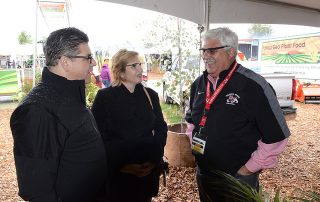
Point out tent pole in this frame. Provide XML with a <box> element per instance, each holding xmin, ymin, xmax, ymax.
<box><xmin>204</xmin><ymin>0</ymin><xmax>210</xmax><ymax>30</ymax></box>
<box><xmin>197</xmin><ymin>24</ymin><xmax>204</xmax><ymax>76</ymax></box>
<box><xmin>33</xmin><ymin>0</ymin><xmax>39</xmax><ymax>87</ymax></box>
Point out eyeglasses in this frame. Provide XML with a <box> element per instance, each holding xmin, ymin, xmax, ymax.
<box><xmin>199</xmin><ymin>46</ymin><xmax>230</xmax><ymax>55</ymax></box>
<box><xmin>126</xmin><ymin>63</ymin><xmax>143</xmax><ymax>68</ymax></box>
<box><xmin>68</xmin><ymin>54</ymin><xmax>93</xmax><ymax>64</ymax></box>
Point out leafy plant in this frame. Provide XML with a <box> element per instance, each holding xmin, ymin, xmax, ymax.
<box><xmin>17</xmin><ymin>31</ymin><xmax>33</xmax><ymax>45</ymax></box>
<box><xmin>85</xmin><ymin>77</ymin><xmax>100</xmax><ymax>108</ymax></box>
<box><xmin>160</xmin><ymin>102</ymin><xmax>182</xmax><ymax>124</ymax></box>
<box><xmin>14</xmin><ymin>80</ymin><xmax>33</xmax><ymax>103</ymax></box>
<box><xmin>143</xmin><ymin>16</ymin><xmax>201</xmax><ymax>124</ymax></box>
<box><xmin>162</xmin><ymin>66</ymin><xmax>198</xmax><ymax>109</ymax></box>
<box><xmin>14</xmin><ymin>69</ymin><xmax>42</xmax><ymax>102</ymax></box>
<box><xmin>206</xmin><ymin>170</ymin><xmax>320</xmax><ymax>202</ymax></box>
<box><xmin>248</xmin><ymin>24</ymin><xmax>273</xmax><ymax>38</ymax></box>
<box><xmin>140</xmin><ymin>14</ymin><xmax>200</xmax><ymax>103</ymax></box>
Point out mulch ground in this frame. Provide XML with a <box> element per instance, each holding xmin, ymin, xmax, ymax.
<box><xmin>0</xmin><ymin>102</ymin><xmax>319</xmax><ymax>201</ymax></box>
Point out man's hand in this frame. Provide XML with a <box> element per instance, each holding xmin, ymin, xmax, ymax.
<box><xmin>237</xmin><ymin>165</ymin><xmax>253</xmax><ymax>176</ymax></box>
<box><xmin>120</xmin><ymin>162</ymin><xmax>155</xmax><ymax>177</ymax></box>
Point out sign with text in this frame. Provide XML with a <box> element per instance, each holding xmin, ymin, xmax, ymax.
<box><xmin>261</xmin><ymin>35</ymin><xmax>320</xmax><ymax>64</ymax></box>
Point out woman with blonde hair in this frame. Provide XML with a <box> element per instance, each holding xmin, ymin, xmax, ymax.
<box><xmin>91</xmin><ymin>49</ymin><xmax>168</xmax><ymax>202</ymax></box>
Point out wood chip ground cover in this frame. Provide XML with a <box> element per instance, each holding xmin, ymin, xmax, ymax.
<box><xmin>0</xmin><ymin>102</ymin><xmax>319</xmax><ymax>201</ymax></box>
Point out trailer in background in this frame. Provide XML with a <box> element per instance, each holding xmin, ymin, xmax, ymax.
<box><xmin>258</xmin><ymin>33</ymin><xmax>320</xmax><ymax>104</ymax></box>
<box><xmin>295</xmin><ymin>79</ymin><xmax>320</xmax><ymax>104</ymax></box>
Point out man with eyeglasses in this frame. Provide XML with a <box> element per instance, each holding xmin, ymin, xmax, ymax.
<box><xmin>185</xmin><ymin>27</ymin><xmax>290</xmax><ymax>201</ymax></box>
<box><xmin>10</xmin><ymin>27</ymin><xmax>107</xmax><ymax>202</ymax></box>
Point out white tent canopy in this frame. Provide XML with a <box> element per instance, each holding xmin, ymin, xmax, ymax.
<box><xmin>97</xmin><ymin>0</ymin><xmax>320</xmax><ymax>28</ymax></box>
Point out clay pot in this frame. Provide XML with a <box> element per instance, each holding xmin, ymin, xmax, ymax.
<box><xmin>164</xmin><ymin>123</ymin><xmax>196</xmax><ymax>167</ymax></box>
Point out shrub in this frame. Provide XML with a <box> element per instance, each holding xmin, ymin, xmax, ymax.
<box><xmin>85</xmin><ymin>76</ymin><xmax>100</xmax><ymax>108</ymax></box>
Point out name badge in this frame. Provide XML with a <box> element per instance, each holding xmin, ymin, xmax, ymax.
<box><xmin>191</xmin><ymin>135</ymin><xmax>206</xmax><ymax>155</ymax></box>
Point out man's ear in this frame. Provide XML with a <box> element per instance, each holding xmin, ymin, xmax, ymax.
<box><xmin>59</xmin><ymin>56</ymin><xmax>71</xmax><ymax>72</ymax></box>
<box><xmin>228</xmin><ymin>48</ymin><xmax>236</xmax><ymax>59</ymax></box>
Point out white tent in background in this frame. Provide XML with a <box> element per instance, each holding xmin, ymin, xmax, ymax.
<box><xmin>97</xmin><ymin>0</ymin><xmax>320</xmax><ymax>29</ymax></box>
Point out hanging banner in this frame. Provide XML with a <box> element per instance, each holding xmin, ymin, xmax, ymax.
<box><xmin>39</xmin><ymin>1</ymin><xmax>65</xmax><ymax>12</ymax></box>
<box><xmin>261</xmin><ymin>35</ymin><xmax>320</xmax><ymax>64</ymax></box>
<box><xmin>0</xmin><ymin>70</ymin><xmax>19</xmax><ymax>95</ymax></box>
<box><xmin>39</xmin><ymin>1</ymin><xmax>66</xmax><ymax>19</ymax></box>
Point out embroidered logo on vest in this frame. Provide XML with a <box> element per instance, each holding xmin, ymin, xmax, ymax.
<box><xmin>226</xmin><ymin>93</ymin><xmax>240</xmax><ymax>105</ymax></box>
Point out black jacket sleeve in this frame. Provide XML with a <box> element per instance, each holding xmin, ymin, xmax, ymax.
<box><xmin>247</xmin><ymin>80</ymin><xmax>290</xmax><ymax>143</ymax></box>
<box><xmin>10</xmin><ymin>105</ymin><xmax>66</xmax><ymax>202</ymax></box>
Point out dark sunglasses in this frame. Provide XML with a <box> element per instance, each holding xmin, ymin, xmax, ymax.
<box><xmin>126</xmin><ymin>63</ymin><xmax>143</xmax><ymax>68</ymax></box>
<box><xmin>199</xmin><ymin>45</ymin><xmax>230</xmax><ymax>54</ymax></box>
<box><xmin>68</xmin><ymin>54</ymin><xmax>93</xmax><ymax>63</ymax></box>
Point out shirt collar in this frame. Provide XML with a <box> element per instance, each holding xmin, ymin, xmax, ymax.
<box><xmin>41</xmin><ymin>67</ymin><xmax>86</xmax><ymax>105</ymax></box>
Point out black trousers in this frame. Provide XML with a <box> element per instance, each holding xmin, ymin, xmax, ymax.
<box><xmin>196</xmin><ymin>169</ymin><xmax>260</xmax><ymax>202</ymax></box>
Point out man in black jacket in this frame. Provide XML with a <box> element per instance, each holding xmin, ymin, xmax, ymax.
<box><xmin>10</xmin><ymin>27</ymin><xmax>107</xmax><ymax>202</ymax></box>
<box><xmin>185</xmin><ymin>27</ymin><xmax>290</xmax><ymax>201</ymax></box>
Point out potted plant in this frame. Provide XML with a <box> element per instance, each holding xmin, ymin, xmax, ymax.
<box><xmin>157</xmin><ymin>19</ymin><xmax>201</xmax><ymax>167</ymax></box>
<box><xmin>162</xmin><ymin>55</ymin><xmax>200</xmax><ymax>167</ymax></box>
<box><xmin>141</xmin><ymin>15</ymin><xmax>201</xmax><ymax>167</ymax></box>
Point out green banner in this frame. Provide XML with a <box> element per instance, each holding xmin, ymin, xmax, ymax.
<box><xmin>261</xmin><ymin>36</ymin><xmax>320</xmax><ymax>64</ymax></box>
<box><xmin>0</xmin><ymin>70</ymin><xmax>19</xmax><ymax>95</ymax></box>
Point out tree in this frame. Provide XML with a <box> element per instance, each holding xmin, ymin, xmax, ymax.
<box><xmin>139</xmin><ymin>14</ymin><xmax>200</xmax><ymax>71</ymax></box>
<box><xmin>17</xmin><ymin>31</ymin><xmax>33</xmax><ymax>45</ymax></box>
<box><xmin>248</xmin><ymin>24</ymin><xmax>273</xmax><ymax>38</ymax></box>
<box><xmin>139</xmin><ymin>15</ymin><xmax>201</xmax><ymax>123</ymax></box>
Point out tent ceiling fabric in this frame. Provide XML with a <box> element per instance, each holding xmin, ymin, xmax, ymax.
<box><xmin>98</xmin><ymin>0</ymin><xmax>320</xmax><ymax>27</ymax></box>
<box><xmin>271</xmin><ymin>0</ymin><xmax>320</xmax><ymax>10</ymax></box>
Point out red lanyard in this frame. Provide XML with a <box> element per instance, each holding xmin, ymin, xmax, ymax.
<box><xmin>199</xmin><ymin>62</ymin><xmax>238</xmax><ymax>127</ymax></box>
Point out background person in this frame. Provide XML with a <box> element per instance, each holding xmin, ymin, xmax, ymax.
<box><xmin>10</xmin><ymin>27</ymin><xmax>107</xmax><ymax>202</ymax></box>
<box><xmin>91</xmin><ymin>49</ymin><xmax>167</xmax><ymax>202</ymax></box>
<box><xmin>185</xmin><ymin>27</ymin><xmax>290</xmax><ymax>201</ymax></box>
<box><xmin>100</xmin><ymin>58</ymin><xmax>112</xmax><ymax>88</ymax></box>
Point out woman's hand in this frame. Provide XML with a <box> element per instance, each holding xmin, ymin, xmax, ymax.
<box><xmin>236</xmin><ymin>165</ymin><xmax>253</xmax><ymax>176</ymax></box>
<box><xmin>120</xmin><ymin>162</ymin><xmax>155</xmax><ymax>177</ymax></box>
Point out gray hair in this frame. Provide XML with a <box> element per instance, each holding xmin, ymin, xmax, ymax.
<box><xmin>43</xmin><ymin>27</ymin><xmax>89</xmax><ymax>67</ymax></box>
<box><xmin>202</xmin><ymin>27</ymin><xmax>238</xmax><ymax>52</ymax></box>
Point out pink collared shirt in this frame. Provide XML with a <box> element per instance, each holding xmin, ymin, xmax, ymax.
<box><xmin>245</xmin><ymin>138</ymin><xmax>288</xmax><ymax>172</ymax></box>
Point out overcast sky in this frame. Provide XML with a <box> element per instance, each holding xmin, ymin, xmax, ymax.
<box><xmin>1</xmin><ymin>0</ymin><xmax>320</xmax><ymax>57</ymax></box>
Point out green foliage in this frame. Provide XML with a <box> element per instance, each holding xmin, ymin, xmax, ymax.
<box><xmin>160</xmin><ymin>102</ymin><xmax>183</xmax><ymax>124</ymax></box>
<box><xmin>248</xmin><ymin>24</ymin><xmax>272</xmax><ymax>38</ymax></box>
<box><xmin>14</xmin><ymin>70</ymin><xmax>100</xmax><ymax>108</ymax></box>
<box><xmin>14</xmin><ymin>69</ymin><xmax>42</xmax><ymax>102</ymax></box>
<box><xmin>143</xmin><ymin>15</ymin><xmax>200</xmax><ymax>119</ymax></box>
<box><xmin>14</xmin><ymin>80</ymin><xmax>33</xmax><ymax>103</ymax></box>
<box><xmin>206</xmin><ymin>170</ymin><xmax>319</xmax><ymax>202</ymax></box>
<box><xmin>206</xmin><ymin>170</ymin><xmax>264</xmax><ymax>202</ymax></box>
<box><xmin>85</xmin><ymin>80</ymin><xmax>100</xmax><ymax>108</ymax></box>
<box><xmin>162</xmin><ymin>67</ymin><xmax>198</xmax><ymax>107</ymax></box>
<box><xmin>17</xmin><ymin>31</ymin><xmax>33</xmax><ymax>45</ymax></box>
<box><xmin>140</xmin><ymin>15</ymin><xmax>199</xmax><ymax>54</ymax></box>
